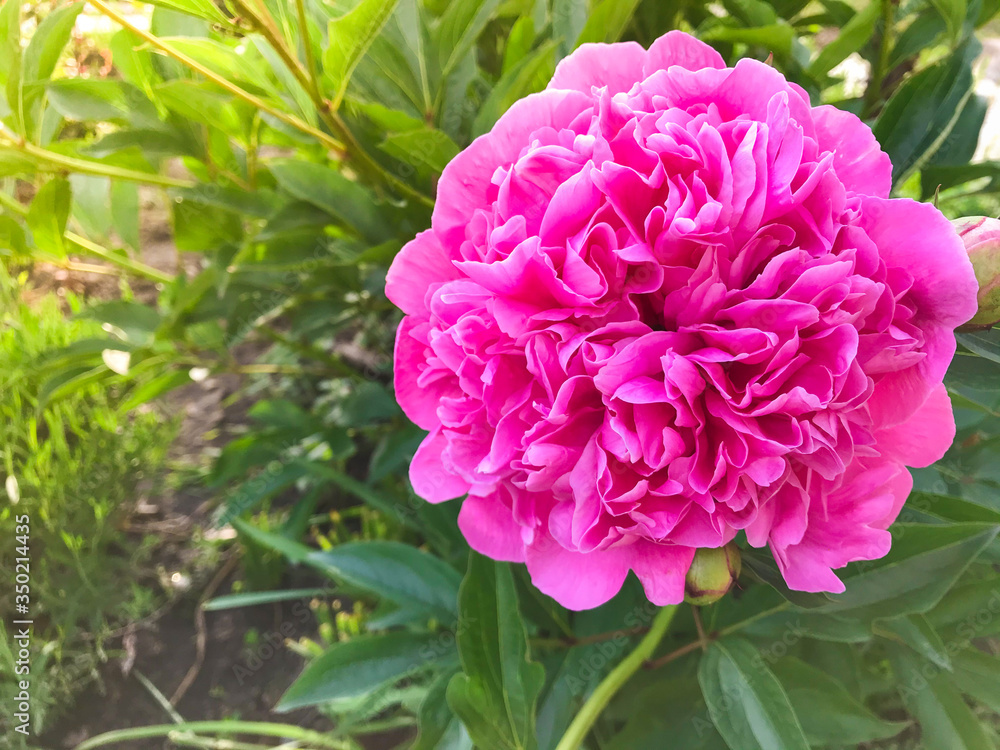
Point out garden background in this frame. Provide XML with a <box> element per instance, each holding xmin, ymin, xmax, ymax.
<box><xmin>7</xmin><ymin>0</ymin><xmax>1000</xmax><ymax>749</ymax></box>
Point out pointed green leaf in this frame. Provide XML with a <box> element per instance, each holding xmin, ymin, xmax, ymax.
<box><xmin>952</xmin><ymin>647</ymin><xmax>1000</xmax><ymax>713</ymax></box>
<box><xmin>307</xmin><ymin>541</ymin><xmax>462</xmax><ymax>619</ymax></box>
<box><xmin>875</xmin><ymin>614</ymin><xmax>953</xmax><ymax>671</ymax></box>
<box><xmin>697</xmin><ymin>637</ymin><xmax>810</xmax><ymax>750</ymax></box>
<box><xmin>821</xmin><ymin>523</ymin><xmax>1000</xmax><ymax>620</ymax></box>
<box><xmin>436</xmin><ymin>0</ymin><xmax>501</xmax><ymax>76</ymax></box>
<box><xmin>889</xmin><ymin>643</ymin><xmax>993</xmax><ymax>750</ymax></box>
<box><xmin>277</xmin><ymin>631</ymin><xmax>455</xmax><ymax>712</ymax></box>
<box><xmin>771</xmin><ymin>656</ymin><xmax>907</xmax><ymax>745</ymax></box>
<box><xmin>447</xmin><ymin>554</ymin><xmax>545</xmax><ymax>750</ymax></box>
<box><xmin>26</xmin><ymin>178</ymin><xmax>71</xmax><ymax>257</ymax></box>
<box><xmin>323</xmin><ymin>0</ymin><xmax>401</xmax><ymax>103</ymax></box>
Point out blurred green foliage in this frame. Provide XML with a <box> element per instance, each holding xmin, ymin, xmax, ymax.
<box><xmin>0</xmin><ymin>267</ymin><xmax>173</xmax><ymax>742</ymax></box>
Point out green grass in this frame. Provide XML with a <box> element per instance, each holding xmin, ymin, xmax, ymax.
<box><xmin>0</xmin><ymin>267</ymin><xmax>176</xmax><ymax>743</ymax></box>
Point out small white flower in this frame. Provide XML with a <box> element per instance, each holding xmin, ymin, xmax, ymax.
<box><xmin>189</xmin><ymin>367</ymin><xmax>211</xmax><ymax>382</ymax></box>
<box><xmin>102</xmin><ymin>349</ymin><xmax>131</xmax><ymax>375</ymax></box>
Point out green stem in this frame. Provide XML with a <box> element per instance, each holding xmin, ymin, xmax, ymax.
<box><xmin>0</xmin><ymin>188</ymin><xmax>174</xmax><ymax>283</ymax></box>
<box><xmin>1</xmin><ymin>135</ymin><xmax>194</xmax><ymax>188</ymax></box>
<box><xmin>73</xmin><ymin>722</ymin><xmax>352</xmax><ymax>750</ymax></box>
<box><xmin>66</xmin><ymin>231</ymin><xmax>175</xmax><ymax>284</ymax></box>
<box><xmin>294</xmin><ymin>0</ymin><xmax>321</xmax><ymax>98</ymax></box>
<box><xmin>554</xmin><ymin>605</ymin><xmax>679</xmax><ymax>750</ymax></box>
<box><xmin>88</xmin><ymin>0</ymin><xmax>345</xmax><ymax>154</ymax></box>
<box><xmin>862</xmin><ymin>0</ymin><xmax>894</xmax><ymax>118</ymax></box>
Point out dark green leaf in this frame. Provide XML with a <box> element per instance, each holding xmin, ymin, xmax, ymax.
<box><xmin>808</xmin><ymin>1</ymin><xmax>879</xmax><ymax>77</ymax></box>
<box><xmin>873</xmin><ymin>39</ymin><xmax>980</xmax><ymax>185</ymax></box>
<box><xmin>771</xmin><ymin>656</ymin><xmax>907</xmax><ymax>745</ymax></box>
<box><xmin>415</xmin><ymin>669</ymin><xmax>472</xmax><ymax>750</ymax></box>
<box><xmin>820</xmin><ymin>523</ymin><xmax>1000</xmax><ymax>620</ymax></box>
<box><xmin>323</xmin><ymin>0</ymin><xmax>401</xmax><ymax>102</ymax></box>
<box><xmin>277</xmin><ymin>631</ymin><xmax>455</xmax><ymax>711</ymax></box>
<box><xmin>889</xmin><ymin>643</ymin><xmax>993</xmax><ymax>750</ymax></box>
<box><xmin>269</xmin><ymin>159</ymin><xmax>388</xmax><ymax>242</ymax></box>
<box><xmin>697</xmin><ymin>637</ymin><xmax>810</xmax><ymax>750</ymax></box>
<box><xmin>307</xmin><ymin>541</ymin><xmax>462</xmax><ymax>618</ymax></box>
<box><xmin>875</xmin><ymin>614</ymin><xmax>953</xmax><ymax>670</ymax></box>
<box><xmin>447</xmin><ymin>554</ymin><xmax>545</xmax><ymax>750</ymax></box>
<box><xmin>952</xmin><ymin>647</ymin><xmax>1000</xmax><ymax>713</ymax></box>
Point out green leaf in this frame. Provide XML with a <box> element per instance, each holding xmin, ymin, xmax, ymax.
<box><xmin>203</xmin><ymin>588</ymin><xmax>329</xmax><ymax>611</ymax></box>
<box><xmin>415</xmin><ymin>669</ymin><xmax>473</xmax><ymax>750</ymax></box>
<box><xmin>874</xmin><ymin>39</ymin><xmax>980</xmax><ymax>185</ymax></box>
<box><xmin>21</xmin><ymin>2</ymin><xmax>84</xmax><ymax>82</ymax></box>
<box><xmin>697</xmin><ymin>637</ymin><xmax>810</xmax><ymax>750</ymax></box>
<box><xmin>606</xmin><ymin>677</ymin><xmax>727</xmax><ymax>750</ymax></box>
<box><xmin>277</xmin><ymin>631</ymin><xmax>455</xmax><ymax>712</ymax></box>
<box><xmin>875</xmin><ymin>614</ymin><xmax>953</xmax><ymax>671</ymax></box>
<box><xmin>0</xmin><ymin>0</ymin><xmax>21</xmax><ymax>98</ymax></box>
<box><xmin>26</xmin><ymin>178</ymin><xmax>71</xmax><ymax>257</ymax></box>
<box><xmin>473</xmin><ymin>40</ymin><xmax>557</xmax><ymax>136</ymax></box>
<box><xmin>447</xmin><ymin>554</ymin><xmax>545</xmax><ymax>750</ymax></box>
<box><xmin>380</xmin><ymin>127</ymin><xmax>462</xmax><ymax>174</ymax></box>
<box><xmin>808</xmin><ymin>1</ymin><xmax>879</xmax><ymax>77</ymax></box>
<box><xmin>141</xmin><ymin>0</ymin><xmax>230</xmax><ymax>25</ymax></box>
<box><xmin>576</xmin><ymin>0</ymin><xmax>643</xmax><ymax>46</ymax></box>
<box><xmin>172</xmin><ymin>199</ymin><xmax>243</xmax><ymax>252</ymax></box>
<box><xmin>770</xmin><ymin>656</ymin><xmax>907</xmax><ymax>745</ymax></box>
<box><xmin>80</xmin><ymin>300</ymin><xmax>162</xmax><ymax>345</ymax></box>
<box><xmin>931</xmin><ymin>0</ymin><xmax>969</xmax><ymax>42</ymax></box>
<box><xmin>158</xmin><ymin>37</ymin><xmax>274</xmax><ymax>95</ymax></box>
<box><xmin>889</xmin><ymin>643</ymin><xmax>993</xmax><ymax>750</ymax></box>
<box><xmin>701</xmin><ymin>23</ymin><xmax>796</xmax><ymax>59</ymax></box>
<box><xmin>307</xmin><ymin>541</ymin><xmax>462</xmax><ymax>619</ymax></box>
<box><xmin>323</xmin><ymin>0</ymin><xmax>401</xmax><ymax>103</ymax></box>
<box><xmin>952</xmin><ymin>647</ymin><xmax>1000</xmax><ymax>713</ymax></box>
<box><xmin>119</xmin><ymin>370</ymin><xmax>193</xmax><ymax>412</ymax></box>
<box><xmin>552</xmin><ymin>0</ymin><xmax>588</xmax><ymax>55</ymax></box>
<box><xmin>0</xmin><ymin>215</ymin><xmax>28</xmax><ymax>257</ymax></box>
<box><xmin>820</xmin><ymin>523</ymin><xmax>1000</xmax><ymax>620</ymax></box>
<box><xmin>45</xmin><ymin>79</ymin><xmax>133</xmax><ymax>122</ymax></box>
<box><xmin>111</xmin><ymin>181</ymin><xmax>141</xmax><ymax>251</ymax></box>
<box><xmin>268</xmin><ymin>159</ymin><xmax>388</xmax><ymax>243</ymax></box>
<box><xmin>436</xmin><ymin>0</ymin><xmax>502</xmax><ymax>77</ymax></box>
<box><xmin>230</xmin><ymin>517</ymin><xmax>314</xmax><ymax>564</ymax></box>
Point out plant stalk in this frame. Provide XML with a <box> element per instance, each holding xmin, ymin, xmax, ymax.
<box><xmin>1</xmin><ymin>134</ymin><xmax>194</xmax><ymax>188</ymax></box>
<box><xmin>87</xmin><ymin>0</ymin><xmax>346</xmax><ymax>154</ymax></box>
<box><xmin>554</xmin><ymin>605</ymin><xmax>679</xmax><ymax>750</ymax></box>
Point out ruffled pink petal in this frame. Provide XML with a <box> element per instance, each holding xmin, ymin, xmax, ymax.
<box><xmin>860</xmin><ymin>197</ymin><xmax>979</xmax><ymax>329</ymax></box>
<box><xmin>432</xmin><ymin>89</ymin><xmax>594</xmax><ymax>248</ymax></box>
<box><xmin>386</xmin><ymin>230</ymin><xmax>460</xmax><ymax>316</ymax></box>
<box><xmin>410</xmin><ymin>429</ymin><xmax>470</xmax><ymax>503</ymax></box>
<box><xmin>548</xmin><ymin>41</ymin><xmax>648</xmax><ymax>95</ymax></box>
<box><xmin>394</xmin><ymin>317</ymin><xmax>439</xmax><ymax>430</ymax></box>
<box><xmin>643</xmin><ymin>30</ymin><xmax>726</xmax><ymax>75</ymax></box>
<box><xmin>525</xmin><ymin>537</ymin><xmax>632</xmax><ymax>610</ymax></box>
<box><xmin>630</xmin><ymin>541</ymin><xmax>696</xmax><ymax>606</ymax></box>
<box><xmin>812</xmin><ymin>105</ymin><xmax>891</xmax><ymax>198</ymax></box>
<box><xmin>458</xmin><ymin>491</ymin><xmax>526</xmax><ymax>562</ymax></box>
<box><xmin>874</xmin><ymin>384</ymin><xmax>956</xmax><ymax>468</ymax></box>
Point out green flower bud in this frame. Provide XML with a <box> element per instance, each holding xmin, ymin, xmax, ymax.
<box><xmin>953</xmin><ymin>216</ymin><xmax>1000</xmax><ymax>328</ymax></box>
<box><xmin>685</xmin><ymin>544</ymin><xmax>741</xmax><ymax>606</ymax></box>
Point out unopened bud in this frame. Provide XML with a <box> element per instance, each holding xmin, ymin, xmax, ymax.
<box><xmin>953</xmin><ymin>217</ymin><xmax>1000</xmax><ymax>327</ymax></box>
<box><xmin>685</xmin><ymin>544</ymin><xmax>741</xmax><ymax>606</ymax></box>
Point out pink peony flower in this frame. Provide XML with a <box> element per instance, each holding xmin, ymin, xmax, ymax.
<box><xmin>386</xmin><ymin>32</ymin><xmax>979</xmax><ymax>610</ymax></box>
